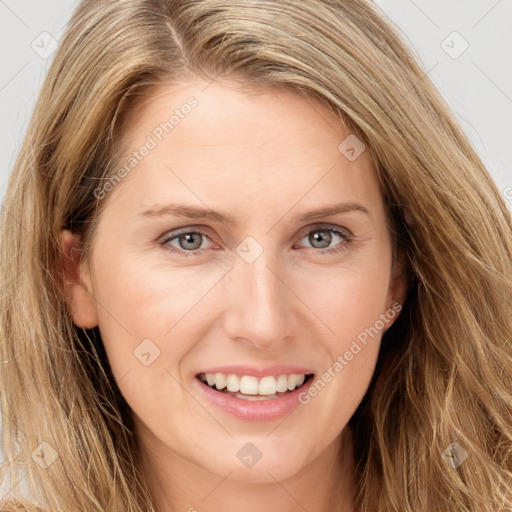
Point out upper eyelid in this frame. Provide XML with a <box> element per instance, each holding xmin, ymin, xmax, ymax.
<box><xmin>159</xmin><ymin>223</ymin><xmax>352</xmax><ymax>246</ymax></box>
<box><xmin>296</xmin><ymin>224</ymin><xmax>352</xmax><ymax>238</ymax></box>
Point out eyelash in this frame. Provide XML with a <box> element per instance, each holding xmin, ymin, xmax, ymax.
<box><xmin>158</xmin><ymin>225</ymin><xmax>353</xmax><ymax>258</ymax></box>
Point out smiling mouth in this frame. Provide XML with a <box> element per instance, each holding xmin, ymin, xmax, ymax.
<box><xmin>196</xmin><ymin>372</ymin><xmax>315</xmax><ymax>401</ymax></box>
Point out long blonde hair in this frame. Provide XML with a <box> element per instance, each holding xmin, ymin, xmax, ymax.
<box><xmin>1</xmin><ymin>1</ymin><xmax>511</xmax><ymax>510</ymax></box>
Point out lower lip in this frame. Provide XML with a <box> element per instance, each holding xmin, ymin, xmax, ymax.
<box><xmin>194</xmin><ymin>376</ymin><xmax>314</xmax><ymax>422</ymax></box>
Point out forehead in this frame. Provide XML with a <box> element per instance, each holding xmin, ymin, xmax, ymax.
<box><xmin>120</xmin><ymin>78</ymin><xmax>343</xmax><ymax>146</ymax></box>
<box><xmin>105</xmin><ymin>79</ymin><xmax>383</xmax><ymax>222</ymax></box>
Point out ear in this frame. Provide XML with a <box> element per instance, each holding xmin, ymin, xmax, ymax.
<box><xmin>58</xmin><ymin>229</ymin><xmax>98</xmax><ymax>329</ymax></box>
<box><xmin>383</xmin><ymin>249</ymin><xmax>409</xmax><ymax>330</ymax></box>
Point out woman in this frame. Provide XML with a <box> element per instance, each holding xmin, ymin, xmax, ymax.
<box><xmin>1</xmin><ymin>1</ymin><xmax>511</xmax><ymax>511</ymax></box>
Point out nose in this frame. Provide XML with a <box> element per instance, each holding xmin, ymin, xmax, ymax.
<box><xmin>221</xmin><ymin>249</ymin><xmax>296</xmax><ymax>351</ymax></box>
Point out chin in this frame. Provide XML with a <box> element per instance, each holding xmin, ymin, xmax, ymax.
<box><xmin>192</xmin><ymin>438</ymin><xmax>313</xmax><ymax>484</ymax></box>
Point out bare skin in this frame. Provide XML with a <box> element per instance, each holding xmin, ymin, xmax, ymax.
<box><xmin>60</xmin><ymin>79</ymin><xmax>407</xmax><ymax>512</ymax></box>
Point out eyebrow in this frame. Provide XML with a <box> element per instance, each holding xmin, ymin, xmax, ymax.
<box><xmin>138</xmin><ymin>201</ymin><xmax>371</xmax><ymax>226</ymax></box>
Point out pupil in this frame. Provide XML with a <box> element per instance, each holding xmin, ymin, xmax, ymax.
<box><xmin>180</xmin><ymin>232</ymin><xmax>202</xmax><ymax>250</ymax></box>
<box><xmin>310</xmin><ymin>230</ymin><xmax>331</xmax><ymax>249</ymax></box>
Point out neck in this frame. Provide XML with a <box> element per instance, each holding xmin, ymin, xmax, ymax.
<box><xmin>138</xmin><ymin>425</ymin><xmax>357</xmax><ymax>512</ymax></box>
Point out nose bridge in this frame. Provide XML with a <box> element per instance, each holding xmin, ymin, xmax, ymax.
<box><xmin>223</xmin><ymin>245</ymin><xmax>292</xmax><ymax>348</ymax></box>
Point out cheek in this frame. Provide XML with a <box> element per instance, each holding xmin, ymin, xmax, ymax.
<box><xmin>302</xmin><ymin>246</ymin><xmax>392</xmax><ymax>349</ymax></box>
<box><xmin>329</xmin><ymin>268</ymin><xmax>390</xmax><ymax>346</ymax></box>
<box><xmin>90</xmin><ymin>252</ymin><xmax>222</xmax><ymax>376</ymax></box>
<box><xmin>89</xmin><ymin>257</ymin><xmax>212</xmax><ymax>429</ymax></box>
<box><xmin>305</xmin><ymin>272</ymin><xmax>390</xmax><ymax>396</ymax></box>
<box><xmin>292</xmin><ymin>245</ymin><xmax>392</xmax><ymax>426</ymax></box>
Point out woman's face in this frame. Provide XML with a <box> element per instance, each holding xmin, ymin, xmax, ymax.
<box><xmin>63</xmin><ymin>79</ymin><xmax>406</xmax><ymax>485</ymax></box>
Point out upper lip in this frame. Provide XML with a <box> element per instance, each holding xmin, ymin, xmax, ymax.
<box><xmin>196</xmin><ymin>365</ymin><xmax>315</xmax><ymax>378</ymax></box>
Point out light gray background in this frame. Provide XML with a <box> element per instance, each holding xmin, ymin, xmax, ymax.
<box><xmin>1</xmin><ymin>0</ymin><xmax>511</xmax><ymax>498</ymax></box>
<box><xmin>1</xmin><ymin>0</ymin><xmax>512</xmax><ymax>199</ymax></box>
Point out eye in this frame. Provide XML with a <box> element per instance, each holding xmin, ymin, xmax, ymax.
<box><xmin>159</xmin><ymin>225</ymin><xmax>352</xmax><ymax>257</ymax></box>
<box><xmin>159</xmin><ymin>229</ymin><xmax>215</xmax><ymax>257</ymax></box>
<box><xmin>294</xmin><ymin>226</ymin><xmax>352</xmax><ymax>255</ymax></box>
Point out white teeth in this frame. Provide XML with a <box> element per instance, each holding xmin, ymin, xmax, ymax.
<box><xmin>287</xmin><ymin>374</ymin><xmax>298</xmax><ymax>391</ymax></box>
<box><xmin>240</xmin><ymin>375</ymin><xmax>259</xmax><ymax>394</ymax></box>
<box><xmin>276</xmin><ymin>374</ymin><xmax>288</xmax><ymax>392</ymax></box>
<box><xmin>259</xmin><ymin>376</ymin><xmax>277</xmax><ymax>395</ymax></box>
<box><xmin>226</xmin><ymin>374</ymin><xmax>240</xmax><ymax>392</ymax></box>
<box><xmin>214</xmin><ymin>373</ymin><xmax>226</xmax><ymax>390</ymax></box>
<box><xmin>201</xmin><ymin>372</ymin><xmax>309</xmax><ymax>395</ymax></box>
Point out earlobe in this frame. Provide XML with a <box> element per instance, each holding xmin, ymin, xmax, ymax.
<box><xmin>58</xmin><ymin>229</ymin><xmax>98</xmax><ymax>329</ymax></box>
